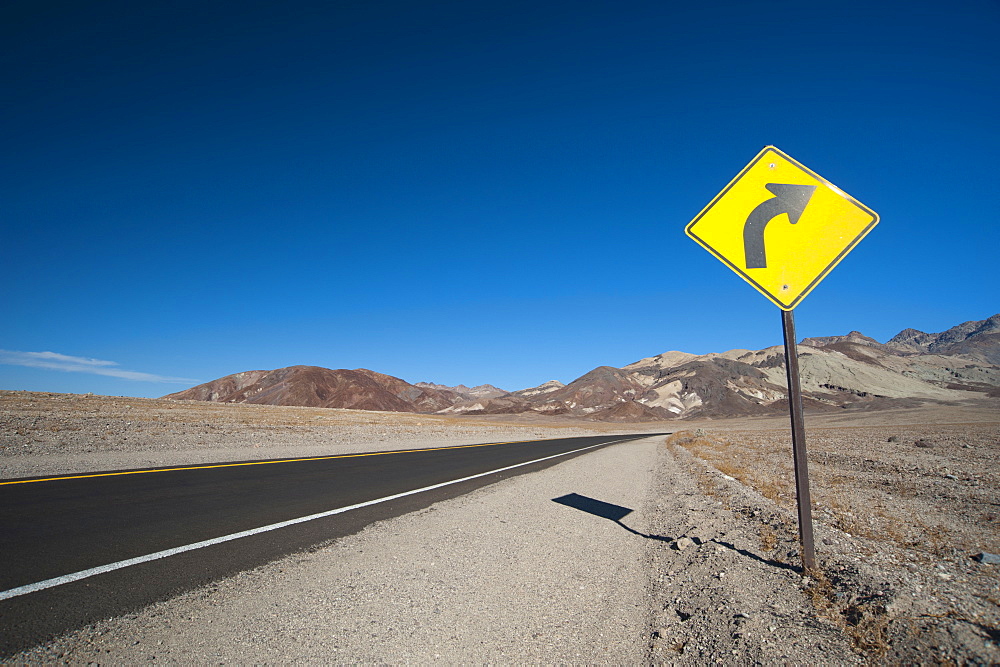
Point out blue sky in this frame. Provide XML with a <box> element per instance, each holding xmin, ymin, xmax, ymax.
<box><xmin>2</xmin><ymin>0</ymin><xmax>998</xmax><ymax>397</ymax></box>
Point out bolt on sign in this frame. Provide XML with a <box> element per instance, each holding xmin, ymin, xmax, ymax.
<box><xmin>685</xmin><ymin>146</ymin><xmax>879</xmax><ymax>310</ymax></box>
<box><xmin>684</xmin><ymin>146</ymin><xmax>879</xmax><ymax>573</ymax></box>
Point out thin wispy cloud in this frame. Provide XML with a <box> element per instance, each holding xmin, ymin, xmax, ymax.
<box><xmin>0</xmin><ymin>350</ymin><xmax>198</xmax><ymax>384</ymax></box>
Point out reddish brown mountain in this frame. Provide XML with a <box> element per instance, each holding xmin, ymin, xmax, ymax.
<box><xmin>163</xmin><ymin>366</ymin><xmax>453</xmax><ymax>413</ymax></box>
<box><xmin>166</xmin><ymin>370</ymin><xmax>270</xmax><ymax>403</ymax></box>
<box><xmin>586</xmin><ymin>400</ymin><xmax>669</xmax><ymax>422</ymax></box>
<box><xmin>534</xmin><ymin>366</ymin><xmax>647</xmax><ymax>414</ymax></box>
<box><xmin>164</xmin><ymin>314</ymin><xmax>999</xmax><ymax>421</ymax></box>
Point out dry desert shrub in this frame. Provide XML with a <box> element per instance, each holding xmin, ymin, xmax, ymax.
<box><xmin>669</xmin><ymin>428</ymin><xmax>897</xmax><ymax>657</ymax></box>
<box><xmin>666</xmin><ymin>430</ymin><xmax>794</xmax><ymax>506</ymax></box>
<box><xmin>758</xmin><ymin>523</ymin><xmax>779</xmax><ymax>552</ymax></box>
<box><xmin>673</xmin><ymin>422</ymin><xmax>1000</xmax><ymax>558</ymax></box>
<box><xmin>802</xmin><ymin>570</ymin><xmax>891</xmax><ymax>657</ymax></box>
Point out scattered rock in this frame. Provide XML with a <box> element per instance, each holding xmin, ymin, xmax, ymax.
<box><xmin>661</xmin><ymin>412</ymin><xmax>1000</xmax><ymax>665</ymax></box>
<box><xmin>674</xmin><ymin>606</ymin><xmax>694</xmax><ymax>622</ymax></box>
<box><xmin>687</xmin><ymin>525</ymin><xmax>714</xmax><ymax>544</ymax></box>
<box><xmin>673</xmin><ymin>537</ymin><xmax>695</xmax><ymax>551</ymax></box>
<box><xmin>972</xmin><ymin>552</ymin><xmax>1000</xmax><ymax>565</ymax></box>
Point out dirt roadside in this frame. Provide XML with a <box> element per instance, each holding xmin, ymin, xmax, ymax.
<box><xmin>654</xmin><ymin>403</ymin><xmax>1000</xmax><ymax>664</ymax></box>
<box><xmin>2</xmin><ymin>392</ymin><xmax>998</xmax><ymax>663</ymax></box>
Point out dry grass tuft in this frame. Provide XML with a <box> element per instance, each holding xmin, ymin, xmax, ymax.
<box><xmin>664</xmin><ymin>415</ymin><xmax>1000</xmax><ymax>662</ymax></box>
<box><xmin>804</xmin><ymin>571</ymin><xmax>891</xmax><ymax>658</ymax></box>
<box><xmin>759</xmin><ymin>524</ymin><xmax>778</xmax><ymax>553</ymax></box>
<box><xmin>668</xmin><ymin>430</ymin><xmax>794</xmax><ymax>507</ymax></box>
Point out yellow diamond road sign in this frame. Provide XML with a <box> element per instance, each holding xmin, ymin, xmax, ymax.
<box><xmin>685</xmin><ymin>146</ymin><xmax>879</xmax><ymax>310</ymax></box>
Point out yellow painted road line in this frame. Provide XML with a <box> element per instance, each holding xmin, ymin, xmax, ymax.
<box><xmin>0</xmin><ymin>438</ymin><xmax>542</xmax><ymax>486</ymax></box>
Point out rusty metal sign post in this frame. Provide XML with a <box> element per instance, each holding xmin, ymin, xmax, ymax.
<box><xmin>685</xmin><ymin>146</ymin><xmax>879</xmax><ymax>573</ymax></box>
<box><xmin>781</xmin><ymin>309</ymin><xmax>816</xmax><ymax>570</ymax></box>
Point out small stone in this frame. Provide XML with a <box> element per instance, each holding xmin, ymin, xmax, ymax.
<box><xmin>887</xmin><ymin>435</ymin><xmax>899</xmax><ymax>443</ymax></box>
<box><xmin>973</xmin><ymin>552</ymin><xmax>1000</xmax><ymax>564</ymax></box>
<box><xmin>673</xmin><ymin>537</ymin><xmax>695</xmax><ymax>551</ymax></box>
<box><xmin>915</xmin><ymin>439</ymin><xmax>933</xmax><ymax>448</ymax></box>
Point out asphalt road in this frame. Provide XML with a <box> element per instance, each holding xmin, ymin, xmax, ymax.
<box><xmin>0</xmin><ymin>433</ymin><xmax>655</xmax><ymax>657</ymax></box>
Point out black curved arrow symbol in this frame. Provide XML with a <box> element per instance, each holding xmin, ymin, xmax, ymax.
<box><xmin>743</xmin><ymin>183</ymin><xmax>817</xmax><ymax>269</ymax></box>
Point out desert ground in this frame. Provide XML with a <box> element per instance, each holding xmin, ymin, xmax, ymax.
<box><xmin>1</xmin><ymin>391</ymin><xmax>998</xmax><ymax>663</ymax></box>
<box><xmin>0</xmin><ymin>391</ymin><xmax>628</xmax><ymax>480</ymax></box>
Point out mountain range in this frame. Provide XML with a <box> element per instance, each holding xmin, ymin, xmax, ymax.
<box><xmin>164</xmin><ymin>314</ymin><xmax>1000</xmax><ymax>421</ymax></box>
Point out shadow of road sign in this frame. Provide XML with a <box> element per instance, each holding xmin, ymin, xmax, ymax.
<box><xmin>552</xmin><ymin>493</ymin><xmax>633</xmax><ymax>522</ymax></box>
<box><xmin>552</xmin><ymin>493</ymin><xmax>672</xmax><ymax>542</ymax></box>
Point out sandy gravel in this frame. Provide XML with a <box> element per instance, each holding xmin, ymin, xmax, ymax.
<box><xmin>660</xmin><ymin>403</ymin><xmax>1000</xmax><ymax>664</ymax></box>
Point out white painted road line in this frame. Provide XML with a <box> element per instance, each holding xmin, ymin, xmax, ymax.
<box><xmin>0</xmin><ymin>438</ymin><xmax>629</xmax><ymax>601</ymax></box>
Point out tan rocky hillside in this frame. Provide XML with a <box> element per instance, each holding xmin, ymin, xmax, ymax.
<box><xmin>887</xmin><ymin>312</ymin><xmax>1000</xmax><ymax>364</ymax></box>
<box><xmin>413</xmin><ymin>382</ymin><xmax>508</xmax><ymax>400</ymax></box>
<box><xmin>164</xmin><ymin>315</ymin><xmax>1000</xmax><ymax>421</ymax></box>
